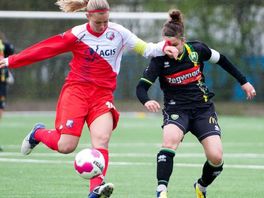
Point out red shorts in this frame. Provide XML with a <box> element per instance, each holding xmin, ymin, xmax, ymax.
<box><xmin>55</xmin><ymin>82</ymin><xmax>120</xmax><ymax>137</ymax></box>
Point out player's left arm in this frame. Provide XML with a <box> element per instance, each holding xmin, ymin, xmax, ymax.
<box><xmin>207</xmin><ymin>47</ymin><xmax>256</xmax><ymax>100</ymax></box>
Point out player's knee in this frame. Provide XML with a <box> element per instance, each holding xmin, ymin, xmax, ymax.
<box><xmin>92</xmin><ymin>134</ymin><xmax>111</xmax><ymax>148</ymax></box>
<box><xmin>162</xmin><ymin>143</ymin><xmax>178</xmax><ymax>150</ymax></box>
<box><xmin>209</xmin><ymin>154</ymin><xmax>223</xmax><ymax>166</ymax></box>
<box><xmin>58</xmin><ymin>142</ymin><xmax>77</xmax><ymax>154</ymax></box>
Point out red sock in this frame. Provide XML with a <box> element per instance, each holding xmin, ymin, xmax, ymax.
<box><xmin>89</xmin><ymin>148</ymin><xmax>109</xmax><ymax>192</ymax></box>
<box><xmin>34</xmin><ymin>128</ymin><xmax>61</xmax><ymax>151</ymax></box>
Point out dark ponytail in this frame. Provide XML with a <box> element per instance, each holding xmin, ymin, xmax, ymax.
<box><xmin>162</xmin><ymin>9</ymin><xmax>184</xmax><ymax>38</ymax></box>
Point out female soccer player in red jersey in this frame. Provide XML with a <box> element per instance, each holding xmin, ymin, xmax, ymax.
<box><xmin>136</xmin><ymin>9</ymin><xmax>256</xmax><ymax>198</ymax></box>
<box><xmin>0</xmin><ymin>0</ymin><xmax>179</xmax><ymax>197</ymax></box>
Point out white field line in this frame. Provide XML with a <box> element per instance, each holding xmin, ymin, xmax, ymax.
<box><xmin>1</xmin><ymin>152</ymin><xmax>264</xmax><ymax>158</ymax></box>
<box><xmin>2</xmin><ymin>142</ymin><xmax>264</xmax><ymax>149</ymax></box>
<box><xmin>0</xmin><ymin>157</ymin><xmax>263</xmax><ymax>170</ymax></box>
<box><xmin>4</xmin><ymin>111</ymin><xmax>153</xmax><ymax>117</ymax></box>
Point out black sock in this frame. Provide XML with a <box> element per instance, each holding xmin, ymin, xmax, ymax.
<box><xmin>198</xmin><ymin>160</ymin><xmax>223</xmax><ymax>187</ymax></box>
<box><xmin>157</xmin><ymin>149</ymin><xmax>175</xmax><ymax>187</ymax></box>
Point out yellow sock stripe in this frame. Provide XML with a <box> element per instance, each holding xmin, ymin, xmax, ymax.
<box><xmin>133</xmin><ymin>39</ymin><xmax>148</xmax><ymax>56</ymax></box>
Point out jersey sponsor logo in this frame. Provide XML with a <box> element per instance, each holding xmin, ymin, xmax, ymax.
<box><xmin>106</xmin><ymin>31</ymin><xmax>115</xmax><ymax>41</ymax></box>
<box><xmin>97</xmin><ymin>48</ymin><xmax>116</xmax><ymax>57</ymax></box>
<box><xmin>165</xmin><ymin>66</ymin><xmax>202</xmax><ymax>85</ymax></box>
<box><xmin>84</xmin><ymin>47</ymin><xmax>97</xmax><ymax>62</ymax></box>
<box><xmin>209</xmin><ymin>116</ymin><xmax>218</xmax><ymax>124</ymax></box>
<box><xmin>85</xmin><ymin>45</ymin><xmax>117</xmax><ymax>61</ymax></box>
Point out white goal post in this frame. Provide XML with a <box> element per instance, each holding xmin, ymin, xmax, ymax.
<box><xmin>0</xmin><ymin>11</ymin><xmax>167</xmax><ymax>20</ymax></box>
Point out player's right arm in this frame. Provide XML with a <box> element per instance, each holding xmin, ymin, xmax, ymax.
<box><xmin>136</xmin><ymin>58</ymin><xmax>161</xmax><ymax>112</ymax></box>
<box><xmin>0</xmin><ymin>30</ymin><xmax>77</xmax><ymax>69</ymax></box>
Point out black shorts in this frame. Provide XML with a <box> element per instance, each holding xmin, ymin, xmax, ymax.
<box><xmin>162</xmin><ymin>104</ymin><xmax>221</xmax><ymax>142</ymax></box>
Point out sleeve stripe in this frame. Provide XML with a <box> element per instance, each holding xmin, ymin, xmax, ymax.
<box><xmin>140</xmin><ymin>77</ymin><xmax>153</xmax><ymax>85</ymax></box>
<box><xmin>209</xmin><ymin>48</ymin><xmax>220</xmax><ymax>63</ymax></box>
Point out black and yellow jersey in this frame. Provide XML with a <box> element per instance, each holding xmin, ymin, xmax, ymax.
<box><xmin>0</xmin><ymin>39</ymin><xmax>14</xmax><ymax>85</ymax></box>
<box><xmin>136</xmin><ymin>41</ymin><xmax>247</xmax><ymax>110</ymax></box>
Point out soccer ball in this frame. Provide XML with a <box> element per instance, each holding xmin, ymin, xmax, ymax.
<box><xmin>74</xmin><ymin>148</ymin><xmax>105</xmax><ymax>179</ymax></box>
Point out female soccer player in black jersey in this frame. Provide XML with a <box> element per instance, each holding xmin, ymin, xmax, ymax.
<box><xmin>136</xmin><ymin>9</ymin><xmax>256</xmax><ymax>198</ymax></box>
<box><xmin>0</xmin><ymin>31</ymin><xmax>14</xmax><ymax>120</ymax></box>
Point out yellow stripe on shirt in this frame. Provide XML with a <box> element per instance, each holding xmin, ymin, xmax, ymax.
<box><xmin>140</xmin><ymin>78</ymin><xmax>153</xmax><ymax>85</ymax></box>
<box><xmin>133</xmin><ymin>39</ymin><xmax>148</xmax><ymax>56</ymax></box>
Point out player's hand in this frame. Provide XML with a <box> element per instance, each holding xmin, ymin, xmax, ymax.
<box><xmin>0</xmin><ymin>58</ymin><xmax>7</xmax><ymax>68</ymax></box>
<box><xmin>144</xmin><ymin>100</ymin><xmax>160</xmax><ymax>112</ymax></box>
<box><xmin>241</xmin><ymin>82</ymin><xmax>256</xmax><ymax>100</ymax></box>
<box><xmin>164</xmin><ymin>46</ymin><xmax>179</xmax><ymax>59</ymax></box>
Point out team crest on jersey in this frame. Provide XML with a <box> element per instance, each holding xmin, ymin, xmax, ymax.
<box><xmin>189</xmin><ymin>52</ymin><xmax>198</xmax><ymax>63</ymax></box>
<box><xmin>106</xmin><ymin>31</ymin><xmax>115</xmax><ymax>41</ymax></box>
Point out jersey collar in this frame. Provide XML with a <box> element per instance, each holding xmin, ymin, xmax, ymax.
<box><xmin>87</xmin><ymin>23</ymin><xmax>107</xmax><ymax>37</ymax></box>
<box><xmin>177</xmin><ymin>46</ymin><xmax>186</xmax><ymax>61</ymax></box>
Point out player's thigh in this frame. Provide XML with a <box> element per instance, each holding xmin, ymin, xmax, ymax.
<box><xmin>55</xmin><ymin>84</ymin><xmax>87</xmax><ymax>137</ymax></box>
<box><xmin>162</xmin><ymin>124</ymin><xmax>184</xmax><ymax>150</ymax></box>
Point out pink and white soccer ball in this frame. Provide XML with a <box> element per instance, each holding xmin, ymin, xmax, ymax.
<box><xmin>74</xmin><ymin>148</ymin><xmax>105</xmax><ymax>179</ymax></box>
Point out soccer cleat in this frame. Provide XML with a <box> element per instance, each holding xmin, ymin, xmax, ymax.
<box><xmin>157</xmin><ymin>191</ymin><xmax>167</xmax><ymax>198</ymax></box>
<box><xmin>194</xmin><ymin>182</ymin><xmax>206</xmax><ymax>198</ymax></box>
<box><xmin>21</xmin><ymin>123</ymin><xmax>45</xmax><ymax>155</ymax></box>
<box><xmin>88</xmin><ymin>183</ymin><xmax>114</xmax><ymax>198</ymax></box>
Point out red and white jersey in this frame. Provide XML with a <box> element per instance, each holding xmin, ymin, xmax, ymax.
<box><xmin>7</xmin><ymin>22</ymin><xmax>166</xmax><ymax>90</ymax></box>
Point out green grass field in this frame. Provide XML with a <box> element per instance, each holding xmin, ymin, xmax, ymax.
<box><xmin>0</xmin><ymin>112</ymin><xmax>264</xmax><ymax>198</ymax></box>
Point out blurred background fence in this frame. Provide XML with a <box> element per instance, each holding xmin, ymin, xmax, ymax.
<box><xmin>0</xmin><ymin>0</ymin><xmax>263</xmax><ymax>113</ymax></box>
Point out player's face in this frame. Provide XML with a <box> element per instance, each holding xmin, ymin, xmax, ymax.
<box><xmin>165</xmin><ymin>36</ymin><xmax>185</xmax><ymax>56</ymax></box>
<box><xmin>87</xmin><ymin>12</ymin><xmax>109</xmax><ymax>33</ymax></box>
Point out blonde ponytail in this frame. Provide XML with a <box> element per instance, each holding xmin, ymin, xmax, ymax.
<box><xmin>55</xmin><ymin>0</ymin><xmax>110</xmax><ymax>13</ymax></box>
<box><xmin>55</xmin><ymin>0</ymin><xmax>88</xmax><ymax>12</ymax></box>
